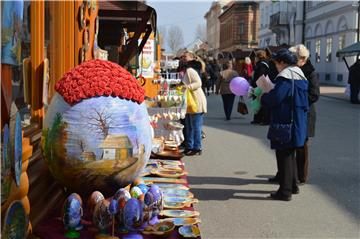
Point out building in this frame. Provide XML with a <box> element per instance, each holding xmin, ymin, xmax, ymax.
<box><xmin>258</xmin><ymin>0</ymin><xmax>359</xmax><ymax>86</ymax></box>
<box><xmin>99</xmin><ymin>134</ymin><xmax>133</xmax><ymax>160</ymax></box>
<box><xmin>304</xmin><ymin>1</ymin><xmax>359</xmax><ymax>85</ymax></box>
<box><xmin>258</xmin><ymin>1</ymin><xmax>304</xmax><ymax>47</ymax></box>
<box><xmin>204</xmin><ymin>1</ymin><xmax>224</xmax><ymax>58</ymax></box>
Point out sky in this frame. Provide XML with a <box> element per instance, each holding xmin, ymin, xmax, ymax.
<box><xmin>147</xmin><ymin>0</ymin><xmax>212</xmax><ymax>52</ymax></box>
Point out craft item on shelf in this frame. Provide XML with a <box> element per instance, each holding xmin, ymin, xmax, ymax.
<box><xmin>2</xmin><ymin>124</ymin><xmax>11</xmax><ymax>203</ymax></box>
<box><xmin>161</xmin><ymin>164</ymin><xmax>183</xmax><ymax>172</ymax></box>
<box><xmin>163</xmin><ymin>197</ymin><xmax>198</xmax><ymax>209</ymax></box>
<box><xmin>88</xmin><ymin>191</ymin><xmax>105</xmax><ymax>215</ymax></box>
<box><xmin>178</xmin><ymin>225</ymin><xmax>201</xmax><ymax>238</ymax></box>
<box><xmin>153</xmin><ymin>169</ymin><xmax>187</xmax><ymax>178</ymax></box>
<box><xmin>108</xmin><ymin>200</ymin><xmax>120</xmax><ymax>239</ymax></box>
<box><xmin>160</xmin><ymin>210</ymin><xmax>199</xmax><ymax>218</ymax></box>
<box><xmin>130</xmin><ymin>186</ymin><xmax>144</xmax><ymax>199</ymax></box>
<box><xmin>93</xmin><ymin>200</ymin><xmax>112</xmax><ymax>238</ymax></box>
<box><xmin>152</xmin><ymin>78</ymin><xmax>181</xmax><ymax>85</ymax></box>
<box><xmin>151</xmin><ymin>138</ymin><xmax>164</xmax><ymax>154</ymax></box>
<box><xmin>142</xmin><ymin>221</ymin><xmax>175</xmax><ymax>237</ymax></box>
<box><xmin>14</xmin><ymin>112</ymin><xmax>22</xmax><ymax>187</ymax></box>
<box><xmin>123</xmin><ymin>198</ymin><xmax>143</xmax><ymax>231</ymax></box>
<box><xmin>144</xmin><ymin>184</ymin><xmax>164</xmax><ymax>225</ymax></box>
<box><xmin>113</xmin><ymin>188</ymin><xmax>131</xmax><ymax>233</ymax></box>
<box><xmin>161</xmin><ymin>189</ymin><xmax>194</xmax><ymax>199</ymax></box>
<box><xmin>150</xmin><ymin>183</ymin><xmax>190</xmax><ymax>191</ymax></box>
<box><xmin>62</xmin><ymin>193</ymin><xmax>83</xmax><ymax>238</ymax></box>
<box><xmin>2</xmin><ymin>200</ymin><xmax>29</xmax><ymax>239</ymax></box>
<box><xmin>142</xmin><ymin>177</ymin><xmax>187</xmax><ymax>184</ymax></box>
<box><xmin>42</xmin><ymin>60</ymin><xmax>151</xmax><ymax>196</ymax></box>
<box><xmin>147</xmin><ymin>159</ymin><xmax>183</xmax><ymax>167</ymax></box>
<box><xmin>151</xmin><ymin>150</ymin><xmax>184</xmax><ymax>160</ymax></box>
<box><xmin>137</xmin><ymin>184</ymin><xmax>149</xmax><ymax>194</ymax></box>
<box><xmin>160</xmin><ymin>217</ymin><xmax>201</xmax><ymax>226</ymax></box>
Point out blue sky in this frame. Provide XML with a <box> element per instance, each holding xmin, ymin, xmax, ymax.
<box><xmin>147</xmin><ymin>0</ymin><xmax>212</xmax><ymax>52</ymax></box>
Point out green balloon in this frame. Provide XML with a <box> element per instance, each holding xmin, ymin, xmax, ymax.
<box><xmin>254</xmin><ymin>87</ymin><xmax>263</xmax><ymax>96</ymax></box>
<box><xmin>250</xmin><ymin>99</ymin><xmax>261</xmax><ymax>113</ymax></box>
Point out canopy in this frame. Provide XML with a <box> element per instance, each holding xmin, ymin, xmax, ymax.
<box><xmin>336</xmin><ymin>42</ymin><xmax>360</xmax><ymax>58</ymax></box>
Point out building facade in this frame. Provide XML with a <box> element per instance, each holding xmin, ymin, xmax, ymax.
<box><xmin>258</xmin><ymin>0</ymin><xmax>359</xmax><ymax>86</ymax></box>
<box><xmin>204</xmin><ymin>2</ymin><xmax>223</xmax><ymax>58</ymax></box>
<box><xmin>304</xmin><ymin>1</ymin><xmax>359</xmax><ymax>85</ymax></box>
<box><xmin>218</xmin><ymin>1</ymin><xmax>259</xmax><ymax>53</ymax></box>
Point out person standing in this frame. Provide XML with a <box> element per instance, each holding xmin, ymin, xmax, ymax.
<box><xmin>241</xmin><ymin>57</ymin><xmax>253</xmax><ymax>82</ymax></box>
<box><xmin>181</xmin><ymin>51</ymin><xmax>207</xmax><ymax>156</ymax></box>
<box><xmin>251</xmin><ymin>50</ymin><xmax>271</xmax><ymax>125</ymax></box>
<box><xmin>216</xmin><ymin>61</ymin><xmax>239</xmax><ymax>120</ymax></box>
<box><xmin>210</xmin><ymin>58</ymin><xmax>221</xmax><ymax>93</ymax></box>
<box><xmin>261</xmin><ymin>48</ymin><xmax>309</xmax><ymax>201</ymax></box>
<box><xmin>348</xmin><ymin>59</ymin><xmax>360</xmax><ymax>104</ymax></box>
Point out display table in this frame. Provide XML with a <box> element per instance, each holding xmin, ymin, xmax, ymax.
<box><xmin>33</xmin><ymin>158</ymin><xmax>201</xmax><ymax>239</ymax></box>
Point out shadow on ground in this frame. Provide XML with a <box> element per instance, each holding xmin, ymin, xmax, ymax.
<box><xmin>201</xmin><ymin>95</ymin><xmax>360</xmax><ymax>219</ymax></box>
<box><xmin>190</xmin><ymin>187</ymin><xmax>272</xmax><ymax>201</ymax></box>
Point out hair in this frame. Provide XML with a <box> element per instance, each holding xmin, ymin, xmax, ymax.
<box><xmin>223</xmin><ymin>61</ymin><xmax>232</xmax><ymax>70</ymax></box>
<box><xmin>289</xmin><ymin>44</ymin><xmax>310</xmax><ymax>61</ymax></box>
<box><xmin>244</xmin><ymin>57</ymin><xmax>251</xmax><ymax>65</ymax></box>
<box><xmin>183</xmin><ymin>50</ymin><xmax>196</xmax><ymax>60</ymax></box>
<box><xmin>272</xmin><ymin>48</ymin><xmax>298</xmax><ymax>65</ymax></box>
<box><xmin>255</xmin><ymin>50</ymin><xmax>267</xmax><ymax>60</ymax></box>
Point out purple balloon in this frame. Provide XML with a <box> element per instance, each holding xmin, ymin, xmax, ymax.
<box><xmin>230</xmin><ymin>77</ymin><xmax>249</xmax><ymax>96</ymax></box>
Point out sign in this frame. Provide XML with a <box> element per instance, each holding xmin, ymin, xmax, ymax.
<box><xmin>138</xmin><ymin>38</ymin><xmax>155</xmax><ymax>78</ymax></box>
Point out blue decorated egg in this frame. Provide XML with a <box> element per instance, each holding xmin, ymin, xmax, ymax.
<box><xmin>123</xmin><ymin>198</ymin><xmax>143</xmax><ymax>230</ymax></box>
<box><xmin>137</xmin><ymin>184</ymin><xmax>149</xmax><ymax>194</ymax></box>
<box><xmin>63</xmin><ymin>194</ymin><xmax>83</xmax><ymax>230</ymax></box>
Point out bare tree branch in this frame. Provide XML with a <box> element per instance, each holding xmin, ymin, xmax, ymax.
<box><xmin>167</xmin><ymin>25</ymin><xmax>184</xmax><ymax>54</ymax></box>
<box><xmin>195</xmin><ymin>24</ymin><xmax>207</xmax><ymax>42</ymax></box>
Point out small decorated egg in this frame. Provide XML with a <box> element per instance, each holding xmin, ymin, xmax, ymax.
<box><xmin>130</xmin><ymin>186</ymin><xmax>143</xmax><ymax>199</ymax></box>
<box><xmin>87</xmin><ymin>191</ymin><xmax>104</xmax><ymax>214</ymax></box>
<box><xmin>63</xmin><ymin>193</ymin><xmax>83</xmax><ymax>231</ymax></box>
<box><xmin>137</xmin><ymin>184</ymin><xmax>149</xmax><ymax>194</ymax></box>
<box><xmin>123</xmin><ymin>198</ymin><xmax>143</xmax><ymax>230</ymax></box>
<box><xmin>93</xmin><ymin>200</ymin><xmax>112</xmax><ymax>231</ymax></box>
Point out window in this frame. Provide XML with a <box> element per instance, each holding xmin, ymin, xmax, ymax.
<box><xmin>326</xmin><ymin>37</ymin><xmax>332</xmax><ymax>62</ymax></box>
<box><xmin>325</xmin><ymin>74</ymin><xmax>331</xmax><ymax>81</ymax></box>
<box><xmin>338</xmin><ymin>35</ymin><xmax>345</xmax><ymax>62</ymax></box>
<box><xmin>239</xmin><ymin>20</ymin><xmax>244</xmax><ymax>35</ymax></box>
<box><xmin>337</xmin><ymin>74</ymin><xmax>343</xmax><ymax>82</ymax></box>
<box><xmin>315</xmin><ymin>39</ymin><xmax>321</xmax><ymax>63</ymax></box>
<box><xmin>306</xmin><ymin>41</ymin><xmax>311</xmax><ymax>53</ymax></box>
<box><xmin>252</xmin><ymin>20</ymin><xmax>256</xmax><ymax>41</ymax></box>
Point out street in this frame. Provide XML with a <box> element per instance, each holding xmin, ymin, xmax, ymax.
<box><xmin>186</xmin><ymin>93</ymin><xmax>360</xmax><ymax>238</ymax></box>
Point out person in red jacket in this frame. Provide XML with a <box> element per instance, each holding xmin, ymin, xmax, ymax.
<box><xmin>241</xmin><ymin>57</ymin><xmax>253</xmax><ymax>82</ymax></box>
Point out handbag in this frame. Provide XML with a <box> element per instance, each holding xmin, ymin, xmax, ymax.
<box><xmin>237</xmin><ymin>96</ymin><xmax>248</xmax><ymax>115</ymax></box>
<box><xmin>267</xmin><ymin>72</ymin><xmax>295</xmax><ymax>144</ymax></box>
<box><xmin>186</xmin><ymin>89</ymin><xmax>198</xmax><ymax>113</ymax></box>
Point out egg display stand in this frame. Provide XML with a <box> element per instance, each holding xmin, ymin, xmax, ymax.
<box><xmin>148</xmin><ymin>75</ymin><xmax>186</xmax><ymax>157</ymax></box>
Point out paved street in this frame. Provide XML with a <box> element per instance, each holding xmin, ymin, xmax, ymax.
<box><xmin>185</xmin><ymin>92</ymin><xmax>360</xmax><ymax>238</ymax></box>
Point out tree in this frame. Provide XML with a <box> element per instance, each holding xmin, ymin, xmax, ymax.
<box><xmin>84</xmin><ymin>108</ymin><xmax>113</xmax><ymax>138</ymax></box>
<box><xmin>158</xmin><ymin>25</ymin><xmax>167</xmax><ymax>47</ymax></box>
<box><xmin>167</xmin><ymin>25</ymin><xmax>184</xmax><ymax>53</ymax></box>
<box><xmin>195</xmin><ymin>24</ymin><xmax>206</xmax><ymax>42</ymax></box>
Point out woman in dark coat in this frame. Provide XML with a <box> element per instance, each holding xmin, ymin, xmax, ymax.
<box><xmin>251</xmin><ymin>50</ymin><xmax>271</xmax><ymax>125</ymax></box>
<box><xmin>261</xmin><ymin>48</ymin><xmax>309</xmax><ymax>201</ymax></box>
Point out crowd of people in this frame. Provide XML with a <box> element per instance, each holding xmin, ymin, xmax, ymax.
<box><xmin>173</xmin><ymin>44</ymin><xmax>326</xmax><ymax>201</ymax></box>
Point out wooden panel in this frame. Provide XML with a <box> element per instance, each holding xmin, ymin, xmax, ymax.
<box><xmin>30</xmin><ymin>1</ymin><xmax>44</xmax><ymax>117</ymax></box>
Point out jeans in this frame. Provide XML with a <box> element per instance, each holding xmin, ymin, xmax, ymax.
<box><xmin>185</xmin><ymin>113</ymin><xmax>203</xmax><ymax>150</ymax></box>
<box><xmin>221</xmin><ymin>94</ymin><xmax>235</xmax><ymax>120</ymax></box>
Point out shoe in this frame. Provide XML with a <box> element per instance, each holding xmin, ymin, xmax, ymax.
<box><xmin>268</xmin><ymin>176</ymin><xmax>279</xmax><ymax>183</ymax></box>
<box><xmin>292</xmin><ymin>186</ymin><xmax>300</xmax><ymax>194</ymax></box>
<box><xmin>201</xmin><ymin>131</ymin><xmax>206</xmax><ymax>139</ymax></box>
<box><xmin>269</xmin><ymin>192</ymin><xmax>292</xmax><ymax>201</ymax></box>
<box><xmin>185</xmin><ymin>149</ymin><xmax>202</xmax><ymax>156</ymax></box>
<box><xmin>183</xmin><ymin>149</ymin><xmax>192</xmax><ymax>155</ymax></box>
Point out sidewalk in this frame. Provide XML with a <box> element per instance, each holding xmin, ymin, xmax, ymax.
<box><xmin>320</xmin><ymin>85</ymin><xmax>348</xmax><ymax>101</ymax></box>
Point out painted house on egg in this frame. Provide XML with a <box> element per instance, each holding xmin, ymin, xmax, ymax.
<box><xmin>99</xmin><ymin>134</ymin><xmax>133</xmax><ymax>160</ymax></box>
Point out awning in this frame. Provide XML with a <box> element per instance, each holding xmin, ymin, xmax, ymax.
<box><xmin>98</xmin><ymin>1</ymin><xmax>157</xmax><ymax>66</ymax></box>
<box><xmin>336</xmin><ymin>42</ymin><xmax>360</xmax><ymax>58</ymax></box>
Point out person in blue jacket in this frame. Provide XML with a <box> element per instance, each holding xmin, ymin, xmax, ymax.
<box><xmin>261</xmin><ymin>48</ymin><xmax>309</xmax><ymax>201</ymax></box>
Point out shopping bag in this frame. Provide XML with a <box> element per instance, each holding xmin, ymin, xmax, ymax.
<box><xmin>237</xmin><ymin>97</ymin><xmax>248</xmax><ymax>115</ymax></box>
<box><xmin>186</xmin><ymin>89</ymin><xmax>198</xmax><ymax>113</ymax></box>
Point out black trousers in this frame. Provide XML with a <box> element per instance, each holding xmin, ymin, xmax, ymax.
<box><xmin>275</xmin><ymin>148</ymin><xmax>298</xmax><ymax>197</ymax></box>
<box><xmin>296</xmin><ymin>141</ymin><xmax>309</xmax><ymax>183</ymax></box>
<box><xmin>221</xmin><ymin>94</ymin><xmax>235</xmax><ymax>120</ymax></box>
<box><xmin>253</xmin><ymin>106</ymin><xmax>270</xmax><ymax>124</ymax></box>
<box><xmin>350</xmin><ymin>84</ymin><xmax>360</xmax><ymax>103</ymax></box>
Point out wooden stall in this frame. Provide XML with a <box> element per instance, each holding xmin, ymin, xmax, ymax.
<box><xmin>1</xmin><ymin>0</ymin><xmax>158</xmax><ymax>236</ymax></box>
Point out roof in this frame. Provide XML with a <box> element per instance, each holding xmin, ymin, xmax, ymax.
<box><xmin>99</xmin><ymin>135</ymin><xmax>133</xmax><ymax>149</ymax></box>
<box><xmin>336</xmin><ymin>42</ymin><xmax>360</xmax><ymax>58</ymax></box>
